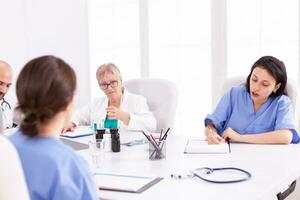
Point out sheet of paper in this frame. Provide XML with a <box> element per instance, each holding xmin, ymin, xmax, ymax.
<box><xmin>60</xmin><ymin>138</ymin><xmax>89</xmax><ymax>150</ymax></box>
<box><xmin>94</xmin><ymin>172</ymin><xmax>162</xmax><ymax>193</ymax></box>
<box><xmin>184</xmin><ymin>139</ymin><xmax>229</xmax><ymax>154</ymax></box>
<box><xmin>60</xmin><ymin>126</ymin><xmax>94</xmax><ymax>138</ymax></box>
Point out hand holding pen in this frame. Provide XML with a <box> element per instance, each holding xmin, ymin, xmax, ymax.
<box><xmin>222</xmin><ymin>127</ymin><xmax>242</xmax><ymax>143</ymax></box>
<box><xmin>205</xmin><ymin>125</ymin><xmax>225</xmax><ymax>144</ymax></box>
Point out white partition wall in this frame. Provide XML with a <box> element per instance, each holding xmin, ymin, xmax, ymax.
<box><xmin>0</xmin><ymin>0</ymin><xmax>90</xmax><ymax>107</ymax></box>
<box><xmin>1</xmin><ymin>0</ymin><xmax>300</xmax><ymax>136</ymax></box>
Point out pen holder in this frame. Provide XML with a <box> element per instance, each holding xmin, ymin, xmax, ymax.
<box><xmin>149</xmin><ymin>139</ymin><xmax>166</xmax><ymax>160</ymax></box>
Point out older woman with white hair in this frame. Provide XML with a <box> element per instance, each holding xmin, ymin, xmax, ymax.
<box><xmin>64</xmin><ymin>63</ymin><xmax>156</xmax><ymax>132</ymax></box>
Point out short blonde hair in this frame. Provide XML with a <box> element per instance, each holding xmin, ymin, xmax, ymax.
<box><xmin>96</xmin><ymin>63</ymin><xmax>122</xmax><ymax>82</ymax></box>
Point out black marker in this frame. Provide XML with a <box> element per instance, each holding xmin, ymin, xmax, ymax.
<box><xmin>162</xmin><ymin>127</ymin><xmax>170</xmax><ymax>140</ymax></box>
<box><xmin>226</xmin><ymin>138</ymin><xmax>231</xmax><ymax>153</ymax></box>
<box><xmin>159</xmin><ymin>128</ymin><xmax>164</xmax><ymax>141</ymax></box>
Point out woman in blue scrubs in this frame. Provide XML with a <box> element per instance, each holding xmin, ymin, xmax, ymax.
<box><xmin>9</xmin><ymin>56</ymin><xmax>98</xmax><ymax>200</ymax></box>
<box><xmin>204</xmin><ymin>56</ymin><xmax>299</xmax><ymax>144</ymax></box>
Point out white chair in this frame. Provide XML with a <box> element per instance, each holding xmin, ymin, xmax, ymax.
<box><xmin>124</xmin><ymin>78</ymin><xmax>178</xmax><ymax>133</ymax></box>
<box><xmin>221</xmin><ymin>76</ymin><xmax>300</xmax><ymax>131</ymax></box>
<box><xmin>0</xmin><ymin>135</ymin><xmax>30</xmax><ymax>200</ymax></box>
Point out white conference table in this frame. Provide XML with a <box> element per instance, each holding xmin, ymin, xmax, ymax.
<box><xmin>67</xmin><ymin>130</ymin><xmax>300</xmax><ymax>200</ymax></box>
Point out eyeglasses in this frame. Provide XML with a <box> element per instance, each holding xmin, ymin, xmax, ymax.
<box><xmin>99</xmin><ymin>80</ymin><xmax>119</xmax><ymax>90</ymax></box>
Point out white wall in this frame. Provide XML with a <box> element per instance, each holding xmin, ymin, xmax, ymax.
<box><xmin>0</xmin><ymin>0</ymin><xmax>90</xmax><ymax>107</ymax></box>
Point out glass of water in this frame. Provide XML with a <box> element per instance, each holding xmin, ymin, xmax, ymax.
<box><xmin>88</xmin><ymin>139</ymin><xmax>105</xmax><ymax>169</ymax></box>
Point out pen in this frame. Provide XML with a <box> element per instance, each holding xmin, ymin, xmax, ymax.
<box><xmin>150</xmin><ymin>134</ymin><xmax>156</xmax><ymax>141</ymax></box>
<box><xmin>159</xmin><ymin>128</ymin><xmax>164</xmax><ymax>141</ymax></box>
<box><xmin>142</xmin><ymin>131</ymin><xmax>160</xmax><ymax>153</ymax></box>
<box><xmin>141</xmin><ymin>130</ymin><xmax>150</xmax><ymax>141</ymax></box>
<box><xmin>162</xmin><ymin>127</ymin><xmax>170</xmax><ymax>140</ymax></box>
<box><xmin>226</xmin><ymin>138</ymin><xmax>231</xmax><ymax>153</ymax></box>
<box><xmin>150</xmin><ymin>134</ymin><xmax>159</xmax><ymax>146</ymax></box>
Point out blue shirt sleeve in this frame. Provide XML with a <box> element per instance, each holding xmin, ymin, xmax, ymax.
<box><xmin>204</xmin><ymin>87</ymin><xmax>234</xmax><ymax>134</ymax></box>
<box><xmin>275</xmin><ymin>96</ymin><xmax>299</xmax><ymax>144</ymax></box>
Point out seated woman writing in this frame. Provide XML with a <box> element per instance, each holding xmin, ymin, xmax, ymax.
<box><xmin>204</xmin><ymin>56</ymin><xmax>299</xmax><ymax>144</ymax></box>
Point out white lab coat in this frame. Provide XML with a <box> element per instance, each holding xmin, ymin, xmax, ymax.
<box><xmin>71</xmin><ymin>90</ymin><xmax>157</xmax><ymax>132</ymax></box>
<box><xmin>0</xmin><ymin>100</ymin><xmax>13</xmax><ymax>129</ymax></box>
<box><xmin>0</xmin><ymin>135</ymin><xmax>30</xmax><ymax>200</ymax></box>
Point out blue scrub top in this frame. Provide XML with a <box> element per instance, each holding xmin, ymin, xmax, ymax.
<box><xmin>9</xmin><ymin>131</ymin><xmax>99</xmax><ymax>200</ymax></box>
<box><xmin>204</xmin><ymin>85</ymin><xmax>299</xmax><ymax>144</ymax></box>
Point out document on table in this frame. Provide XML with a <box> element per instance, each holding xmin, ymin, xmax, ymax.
<box><xmin>94</xmin><ymin>172</ymin><xmax>163</xmax><ymax>193</ymax></box>
<box><xmin>184</xmin><ymin>139</ymin><xmax>229</xmax><ymax>154</ymax></box>
<box><xmin>60</xmin><ymin>138</ymin><xmax>89</xmax><ymax>150</ymax></box>
<box><xmin>60</xmin><ymin>126</ymin><xmax>94</xmax><ymax>138</ymax></box>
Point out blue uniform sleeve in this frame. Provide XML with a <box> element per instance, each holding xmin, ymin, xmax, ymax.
<box><xmin>275</xmin><ymin>96</ymin><xmax>299</xmax><ymax>144</ymax></box>
<box><xmin>204</xmin><ymin>88</ymin><xmax>234</xmax><ymax>134</ymax></box>
<box><xmin>51</xmin><ymin>156</ymin><xmax>99</xmax><ymax>200</ymax></box>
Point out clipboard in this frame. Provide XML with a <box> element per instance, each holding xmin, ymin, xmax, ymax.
<box><xmin>60</xmin><ymin>133</ymin><xmax>93</xmax><ymax>138</ymax></box>
<box><xmin>60</xmin><ymin>138</ymin><xmax>89</xmax><ymax>150</ymax></box>
<box><xmin>94</xmin><ymin>172</ymin><xmax>163</xmax><ymax>193</ymax></box>
<box><xmin>60</xmin><ymin>126</ymin><xmax>94</xmax><ymax>138</ymax></box>
<box><xmin>184</xmin><ymin>139</ymin><xmax>230</xmax><ymax>154</ymax></box>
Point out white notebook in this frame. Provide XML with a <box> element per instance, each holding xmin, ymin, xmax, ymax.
<box><xmin>60</xmin><ymin>126</ymin><xmax>94</xmax><ymax>138</ymax></box>
<box><xmin>94</xmin><ymin>172</ymin><xmax>163</xmax><ymax>193</ymax></box>
<box><xmin>184</xmin><ymin>139</ymin><xmax>230</xmax><ymax>154</ymax></box>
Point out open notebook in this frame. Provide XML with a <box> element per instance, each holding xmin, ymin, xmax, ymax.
<box><xmin>60</xmin><ymin>126</ymin><xmax>94</xmax><ymax>138</ymax></box>
<box><xmin>94</xmin><ymin>172</ymin><xmax>163</xmax><ymax>193</ymax></box>
<box><xmin>184</xmin><ymin>139</ymin><xmax>230</xmax><ymax>154</ymax></box>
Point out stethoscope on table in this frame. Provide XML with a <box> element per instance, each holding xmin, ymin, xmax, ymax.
<box><xmin>0</xmin><ymin>98</ymin><xmax>11</xmax><ymax>111</ymax></box>
<box><xmin>171</xmin><ymin>167</ymin><xmax>251</xmax><ymax>184</ymax></box>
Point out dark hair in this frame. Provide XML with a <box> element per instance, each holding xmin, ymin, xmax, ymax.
<box><xmin>246</xmin><ymin>56</ymin><xmax>287</xmax><ymax>97</ymax></box>
<box><xmin>16</xmin><ymin>55</ymin><xmax>76</xmax><ymax>137</ymax></box>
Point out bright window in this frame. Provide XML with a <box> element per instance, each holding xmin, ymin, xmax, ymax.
<box><xmin>88</xmin><ymin>0</ymin><xmax>140</xmax><ymax>99</ymax></box>
<box><xmin>88</xmin><ymin>0</ymin><xmax>299</xmax><ymax>136</ymax></box>
<box><xmin>148</xmin><ymin>0</ymin><xmax>211</xmax><ymax>135</ymax></box>
<box><xmin>227</xmin><ymin>0</ymin><xmax>298</xmax><ymax>81</ymax></box>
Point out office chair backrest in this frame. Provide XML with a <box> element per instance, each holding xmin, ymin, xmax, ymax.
<box><xmin>124</xmin><ymin>78</ymin><xmax>178</xmax><ymax>133</ymax></box>
<box><xmin>221</xmin><ymin>76</ymin><xmax>300</xmax><ymax>131</ymax></box>
<box><xmin>0</xmin><ymin>135</ymin><xmax>30</xmax><ymax>200</ymax></box>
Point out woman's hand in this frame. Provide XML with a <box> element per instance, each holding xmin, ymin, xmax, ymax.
<box><xmin>222</xmin><ymin>127</ymin><xmax>242</xmax><ymax>142</ymax></box>
<box><xmin>205</xmin><ymin>126</ymin><xmax>225</xmax><ymax>144</ymax></box>
<box><xmin>106</xmin><ymin>106</ymin><xmax>130</xmax><ymax>125</ymax></box>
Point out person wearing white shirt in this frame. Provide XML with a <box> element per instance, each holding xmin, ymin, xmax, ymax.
<box><xmin>0</xmin><ymin>60</ymin><xmax>14</xmax><ymax>129</ymax></box>
<box><xmin>0</xmin><ymin>135</ymin><xmax>30</xmax><ymax>200</ymax></box>
<box><xmin>64</xmin><ymin>63</ymin><xmax>156</xmax><ymax>132</ymax></box>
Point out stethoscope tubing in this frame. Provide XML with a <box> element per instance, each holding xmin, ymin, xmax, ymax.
<box><xmin>1</xmin><ymin>98</ymin><xmax>11</xmax><ymax>110</ymax></box>
<box><xmin>192</xmin><ymin>167</ymin><xmax>251</xmax><ymax>184</ymax></box>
